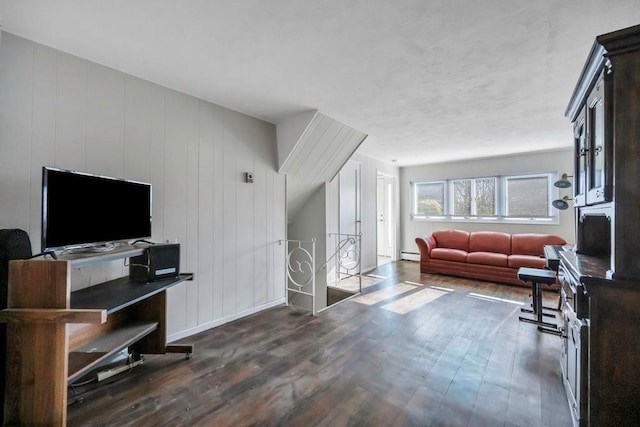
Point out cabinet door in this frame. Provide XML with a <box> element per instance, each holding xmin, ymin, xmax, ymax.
<box><xmin>573</xmin><ymin>108</ymin><xmax>587</xmax><ymax>207</ymax></box>
<box><xmin>586</xmin><ymin>71</ymin><xmax>612</xmax><ymax>205</ymax></box>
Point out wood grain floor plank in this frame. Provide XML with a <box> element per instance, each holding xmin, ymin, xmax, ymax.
<box><xmin>67</xmin><ymin>261</ymin><xmax>571</xmax><ymax>427</ymax></box>
<box><xmin>469</xmin><ymin>380</ymin><xmax>510</xmax><ymax>426</ymax></box>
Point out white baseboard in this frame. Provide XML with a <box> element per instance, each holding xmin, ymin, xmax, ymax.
<box><xmin>401</xmin><ymin>251</ymin><xmax>420</xmax><ymax>261</ymax></box>
<box><xmin>167</xmin><ymin>298</ymin><xmax>287</xmax><ymax>343</ymax></box>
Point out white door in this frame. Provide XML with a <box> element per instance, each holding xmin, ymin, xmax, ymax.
<box><xmin>339</xmin><ymin>160</ymin><xmax>360</xmax><ymax>237</ymax></box>
<box><xmin>377</xmin><ymin>175</ymin><xmax>396</xmax><ymax>262</ymax></box>
<box><xmin>377</xmin><ymin>176</ymin><xmax>386</xmax><ymax>255</ymax></box>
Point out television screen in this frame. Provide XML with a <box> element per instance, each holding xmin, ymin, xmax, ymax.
<box><xmin>42</xmin><ymin>167</ymin><xmax>152</xmax><ymax>251</ymax></box>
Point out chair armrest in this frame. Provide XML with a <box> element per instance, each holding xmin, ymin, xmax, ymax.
<box><xmin>415</xmin><ymin>235</ymin><xmax>437</xmax><ymax>261</ymax></box>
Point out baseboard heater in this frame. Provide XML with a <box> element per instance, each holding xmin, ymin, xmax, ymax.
<box><xmin>400</xmin><ymin>251</ymin><xmax>420</xmax><ymax>261</ymax></box>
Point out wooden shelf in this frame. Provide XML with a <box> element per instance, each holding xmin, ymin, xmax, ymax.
<box><xmin>3</xmin><ymin>259</ymin><xmax>195</xmax><ymax>426</ymax></box>
<box><xmin>71</xmin><ymin>273</ymin><xmax>193</xmax><ymax>314</ymax></box>
<box><xmin>67</xmin><ymin>322</ymin><xmax>158</xmax><ymax>383</ymax></box>
<box><xmin>56</xmin><ymin>244</ymin><xmax>146</xmax><ymax>268</ymax></box>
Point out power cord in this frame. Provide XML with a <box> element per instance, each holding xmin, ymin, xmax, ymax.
<box><xmin>29</xmin><ymin>250</ymin><xmax>58</xmax><ymax>260</ymax></box>
<box><xmin>67</xmin><ymin>353</ymin><xmax>145</xmax><ymax>406</ymax></box>
<box><xmin>132</xmin><ymin>239</ymin><xmax>155</xmax><ymax>245</ymax></box>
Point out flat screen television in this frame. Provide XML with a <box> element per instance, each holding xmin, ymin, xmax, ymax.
<box><xmin>41</xmin><ymin>167</ymin><xmax>152</xmax><ymax>252</ymax></box>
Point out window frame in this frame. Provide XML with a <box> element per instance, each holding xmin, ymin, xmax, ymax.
<box><xmin>412</xmin><ymin>180</ymin><xmax>447</xmax><ymax>219</ymax></box>
<box><xmin>449</xmin><ymin>177</ymin><xmax>498</xmax><ymax>218</ymax></box>
<box><xmin>411</xmin><ymin>172</ymin><xmax>559</xmax><ymax>224</ymax></box>
<box><xmin>502</xmin><ymin>172</ymin><xmax>555</xmax><ymax>221</ymax></box>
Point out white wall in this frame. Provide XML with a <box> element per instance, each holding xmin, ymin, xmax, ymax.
<box><xmin>0</xmin><ymin>32</ymin><xmax>287</xmax><ymax>341</ymax></box>
<box><xmin>400</xmin><ymin>149</ymin><xmax>575</xmax><ymax>254</ymax></box>
<box><xmin>276</xmin><ymin>110</ymin><xmax>317</xmax><ymax>170</ymax></box>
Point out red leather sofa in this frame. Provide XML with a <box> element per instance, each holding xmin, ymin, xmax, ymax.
<box><xmin>415</xmin><ymin>229</ymin><xmax>566</xmax><ymax>286</ymax></box>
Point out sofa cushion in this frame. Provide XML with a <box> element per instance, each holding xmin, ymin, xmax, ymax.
<box><xmin>467</xmin><ymin>251</ymin><xmax>508</xmax><ymax>267</ymax></box>
<box><xmin>511</xmin><ymin>233</ymin><xmax>566</xmax><ymax>256</ymax></box>
<box><xmin>430</xmin><ymin>248</ymin><xmax>468</xmax><ymax>262</ymax></box>
<box><xmin>469</xmin><ymin>231</ymin><xmax>512</xmax><ymax>255</ymax></box>
<box><xmin>433</xmin><ymin>229</ymin><xmax>470</xmax><ymax>251</ymax></box>
<box><xmin>508</xmin><ymin>254</ymin><xmax>547</xmax><ymax>269</ymax></box>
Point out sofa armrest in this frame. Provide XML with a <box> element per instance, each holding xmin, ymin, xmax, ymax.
<box><xmin>415</xmin><ymin>236</ymin><xmax>437</xmax><ymax>262</ymax></box>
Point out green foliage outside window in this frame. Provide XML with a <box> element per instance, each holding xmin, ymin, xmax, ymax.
<box><xmin>415</xmin><ymin>181</ymin><xmax>445</xmax><ymax>216</ymax></box>
<box><xmin>417</xmin><ymin>199</ymin><xmax>443</xmax><ymax>215</ymax></box>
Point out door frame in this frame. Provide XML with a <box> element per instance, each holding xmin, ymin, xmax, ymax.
<box><xmin>376</xmin><ymin>171</ymin><xmax>398</xmax><ymax>263</ymax></box>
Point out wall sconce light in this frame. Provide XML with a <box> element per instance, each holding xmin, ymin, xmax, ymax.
<box><xmin>552</xmin><ymin>196</ymin><xmax>573</xmax><ymax>210</ymax></box>
<box><xmin>554</xmin><ymin>173</ymin><xmax>573</xmax><ymax>188</ymax></box>
<box><xmin>245</xmin><ymin>172</ymin><xmax>254</xmax><ymax>183</ymax></box>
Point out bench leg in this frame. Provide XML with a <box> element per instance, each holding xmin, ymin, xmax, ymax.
<box><xmin>518</xmin><ymin>281</ymin><xmax>561</xmax><ymax>335</ymax></box>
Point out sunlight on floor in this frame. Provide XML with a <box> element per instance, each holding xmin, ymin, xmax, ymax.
<box><xmin>467</xmin><ymin>292</ymin><xmax>524</xmax><ymax>306</ymax></box>
<box><xmin>403</xmin><ymin>280</ymin><xmax>424</xmax><ymax>286</ymax></box>
<box><xmin>430</xmin><ymin>285</ymin><xmax>454</xmax><ymax>292</ymax></box>
<box><xmin>335</xmin><ymin>275</ymin><xmax>384</xmax><ymax>293</ymax></box>
<box><xmin>403</xmin><ymin>281</ymin><xmax>454</xmax><ymax>293</ymax></box>
<box><xmin>381</xmin><ymin>287</ymin><xmax>448</xmax><ymax>314</ymax></box>
<box><xmin>351</xmin><ymin>276</ymin><xmax>528</xmax><ymax>315</ymax></box>
<box><xmin>354</xmin><ymin>282</ymin><xmax>417</xmax><ymax>305</ymax></box>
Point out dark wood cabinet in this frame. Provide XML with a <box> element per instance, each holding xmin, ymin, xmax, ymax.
<box><xmin>585</xmin><ymin>70</ymin><xmax>613</xmax><ymax>205</ymax></box>
<box><xmin>573</xmin><ymin>108</ymin><xmax>587</xmax><ymax>206</ymax></box>
<box><xmin>562</xmin><ymin>24</ymin><xmax>640</xmax><ymax>427</ymax></box>
<box><xmin>571</xmin><ymin>70</ymin><xmax>613</xmax><ymax>208</ymax></box>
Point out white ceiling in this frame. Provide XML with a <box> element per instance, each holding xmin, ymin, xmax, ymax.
<box><xmin>1</xmin><ymin>1</ymin><xmax>639</xmax><ymax>166</ymax></box>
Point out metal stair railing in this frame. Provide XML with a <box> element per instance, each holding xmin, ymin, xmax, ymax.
<box><xmin>280</xmin><ymin>238</ymin><xmax>316</xmax><ymax>315</ymax></box>
<box><xmin>323</xmin><ymin>233</ymin><xmax>362</xmax><ymax>293</ymax></box>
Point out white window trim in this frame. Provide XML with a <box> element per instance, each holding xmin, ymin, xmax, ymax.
<box><xmin>503</xmin><ymin>172</ymin><xmax>555</xmax><ymax>219</ymax></box>
<box><xmin>412</xmin><ymin>180</ymin><xmax>446</xmax><ymax>217</ymax></box>
<box><xmin>411</xmin><ymin>172</ymin><xmax>560</xmax><ymax>225</ymax></box>
<box><xmin>450</xmin><ymin>177</ymin><xmax>498</xmax><ymax>217</ymax></box>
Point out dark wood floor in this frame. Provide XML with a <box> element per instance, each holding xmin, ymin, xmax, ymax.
<box><xmin>67</xmin><ymin>261</ymin><xmax>572</xmax><ymax>426</ymax></box>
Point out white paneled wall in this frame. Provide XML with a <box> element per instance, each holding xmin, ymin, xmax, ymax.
<box><xmin>0</xmin><ymin>32</ymin><xmax>286</xmax><ymax>341</ymax></box>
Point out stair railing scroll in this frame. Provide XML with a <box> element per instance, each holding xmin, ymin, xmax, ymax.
<box><xmin>327</xmin><ymin>232</ymin><xmax>362</xmax><ymax>293</ymax></box>
<box><xmin>280</xmin><ymin>238</ymin><xmax>316</xmax><ymax>315</ymax></box>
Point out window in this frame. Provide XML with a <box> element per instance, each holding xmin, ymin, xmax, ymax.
<box><xmin>412</xmin><ymin>173</ymin><xmax>556</xmax><ymax>223</ymax></box>
<box><xmin>504</xmin><ymin>174</ymin><xmax>551</xmax><ymax>218</ymax></box>
<box><xmin>451</xmin><ymin>179</ymin><xmax>471</xmax><ymax>215</ymax></box>
<box><xmin>414</xmin><ymin>181</ymin><xmax>445</xmax><ymax>216</ymax></box>
<box><xmin>451</xmin><ymin>178</ymin><xmax>496</xmax><ymax>217</ymax></box>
